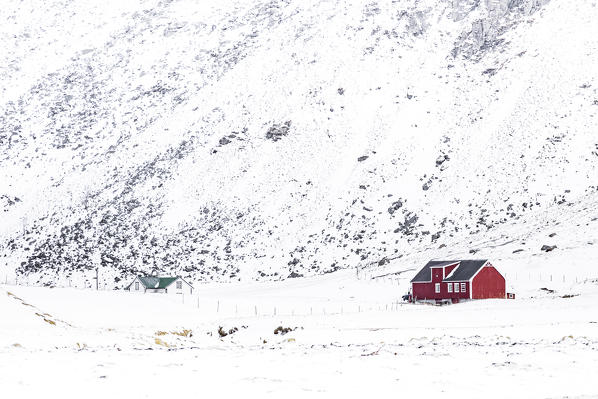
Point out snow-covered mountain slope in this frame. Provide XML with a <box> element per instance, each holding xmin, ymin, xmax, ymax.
<box><xmin>1</xmin><ymin>0</ymin><xmax>597</xmax><ymax>286</ymax></box>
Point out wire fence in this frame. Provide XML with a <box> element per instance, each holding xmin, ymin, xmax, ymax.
<box><xmin>177</xmin><ymin>298</ymin><xmax>410</xmax><ymax>319</ymax></box>
<box><xmin>357</xmin><ymin>271</ymin><xmax>595</xmax><ymax>285</ymax></box>
<box><xmin>0</xmin><ymin>275</ymin><xmax>113</xmax><ymax>290</ymax></box>
<box><xmin>0</xmin><ymin>275</ymin><xmax>411</xmax><ymax>319</ymax></box>
<box><xmin>2</xmin><ymin>271</ymin><xmax>596</xmax><ymax>320</ymax></box>
<box><xmin>502</xmin><ymin>272</ymin><xmax>595</xmax><ymax>284</ymax></box>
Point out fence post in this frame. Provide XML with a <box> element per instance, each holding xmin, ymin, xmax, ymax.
<box><xmin>254</xmin><ymin>305</ymin><xmax>257</xmax><ymax>316</ymax></box>
<box><xmin>217</xmin><ymin>300</ymin><xmax>220</xmax><ymax>313</ymax></box>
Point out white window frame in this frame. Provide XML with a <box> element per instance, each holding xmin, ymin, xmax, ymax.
<box><xmin>176</xmin><ymin>281</ymin><xmax>182</xmax><ymax>289</ymax></box>
<box><xmin>135</xmin><ymin>281</ymin><xmax>139</xmax><ymax>291</ymax></box>
<box><xmin>454</xmin><ymin>282</ymin><xmax>460</xmax><ymax>293</ymax></box>
<box><xmin>461</xmin><ymin>283</ymin><xmax>466</xmax><ymax>292</ymax></box>
<box><xmin>435</xmin><ymin>283</ymin><xmax>440</xmax><ymax>293</ymax></box>
<box><xmin>447</xmin><ymin>283</ymin><xmax>453</xmax><ymax>293</ymax></box>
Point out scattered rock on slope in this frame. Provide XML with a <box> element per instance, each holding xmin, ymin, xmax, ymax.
<box><xmin>541</xmin><ymin>245</ymin><xmax>557</xmax><ymax>252</ymax></box>
<box><xmin>265</xmin><ymin>121</ymin><xmax>291</xmax><ymax>142</ymax></box>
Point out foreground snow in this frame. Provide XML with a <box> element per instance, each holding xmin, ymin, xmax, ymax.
<box><xmin>2</xmin><ymin>273</ymin><xmax>598</xmax><ymax>398</ymax></box>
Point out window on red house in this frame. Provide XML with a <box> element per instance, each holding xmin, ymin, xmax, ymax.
<box><xmin>461</xmin><ymin>283</ymin><xmax>466</xmax><ymax>292</ymax></box>
<box><xmin>447</xmin><ymin>283</ymin><xmax>453</xmax><ymax>293</ymax></box>
<box><xmin>454</xmin><ymin>282</ymin><xmax>459</xmax><ymax>293</ymax></box>
<box><xmin>435</xmin><ymin>283</ymin><xmax>440</xmax><ymax>293</ymax></box>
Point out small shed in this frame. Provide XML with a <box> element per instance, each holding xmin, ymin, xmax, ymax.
<box><xmin>126</xmin><ymin>276</ymin><xmax>193</xmax><ymax>295</ymax></box>
<box><xmin>410</xmin><ymin>259</ymin><xmax>506</xmax><ymax>303</ymax></box>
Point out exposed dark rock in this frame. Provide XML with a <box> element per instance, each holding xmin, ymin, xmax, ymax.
<box><xmin>541</xmin><ymin>245</ymin><xmax>556</xmax><ymax>252</ymax></box>
<box><xmin>265</xmin><ymin>121</ymin><xmax>291</xmax><ymax>142</ymax></box>
<box><xmin>377</xmin><ymin>257</ymin><xmax>389</xmax><ymax>266</ymax></box>
<box><xmin>435</xmin><ymin>154</ymin><xmax>450</xmax><ymax>167</ymax></box>
<box><xmin>274</xmin><ymin>326</ymin><xmax>295</xmax><ymax>335</ymax></box>
<box><xmin>357</xmin><ymin>155</ymin><xmax>369</xmax><ymax>162</ymax></box>
<box><xmin>387</xmin><ymin>200</ymin><xmax>403</xmax><ymax>215</ymax></box>
<box><xmin>394</xmin><ymin>212</ymin><xmax>419</xmax><ymax>235</ymax></box>
<box><xmin>218</xmin><ymin>326</ymin><xmax>238</xmax><ymax>337</ymax></box>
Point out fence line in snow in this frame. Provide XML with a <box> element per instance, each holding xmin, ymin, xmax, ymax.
<box><xmin>175</xmin><ymin>297</ymin><xmax>409</xmax><ymax>318</ymax></box>
<box><xmin>1</xmin><ymin>272</ymin><xmax>596</xmax><ymax>291</ymax></box>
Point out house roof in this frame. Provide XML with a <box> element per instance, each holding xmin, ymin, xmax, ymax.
<box><xmin>139</xmin><ymin>276</ymin><xmax>178</xmax><ymax>289</ymax></box>
<box><xmin>443</xmin><ymin>260</ymin><xmax>487</xmax><ymax>281</ymax></box>
<box><xmin>411</xmin><ymin>260</ymin><xmax>488</xmax><ymax>283</ymax></box>
<box><xmin>127</xmin><ymin>276</ymin><xmax>179</xmax><ymax>290</ymax></box>
<box><xmin>410</xmin><ymin>260</ymin><xmax>459</xmax><ymax>282</ymax></box>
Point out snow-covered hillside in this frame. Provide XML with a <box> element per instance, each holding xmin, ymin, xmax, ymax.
<box><xmin>1</xmin><ymin>0</ymin><xmax>597</xmax><ymax>286</ymax></box>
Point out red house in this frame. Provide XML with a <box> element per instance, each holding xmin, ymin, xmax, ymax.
<box><xmin>410</xmin><ymin>259</ymin><xmax>506</xmax><ymax>303</ymax></box>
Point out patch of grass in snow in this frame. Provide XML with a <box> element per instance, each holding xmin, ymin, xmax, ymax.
<box><xmin>7</xmin><ymin>290</ymin><xmax>65</xmax><ymax>326</ymax></box>
<box><xmin>76</xmin><ymin>343</ymin><xmax>87</xmax><ymax>350</ymax></box>
<box><xmin>171</xmin><ymin>329</ymin><xmax>192</xmax><ymax>337</ymax></box>
<box><xmin>155</xmin><ymin>329</ymin><xmax>192</xmax><ymax>337</ymax></box>
<box><xmin>37</xmin><ymin>314</ymin><xmax>56</xmax><ymax>326</ymax></box>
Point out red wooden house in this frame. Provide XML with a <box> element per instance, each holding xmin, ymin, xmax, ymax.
<box><xmin>410</xmin><ymin>259</ymin><xmax>506</xmax><ymax>303</ymax></box>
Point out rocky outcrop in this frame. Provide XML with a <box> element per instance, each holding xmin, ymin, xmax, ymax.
<box><xmin>452</xmin><ymin>0</ymin><xmax>551</xmax><ymax>59</ymax></box>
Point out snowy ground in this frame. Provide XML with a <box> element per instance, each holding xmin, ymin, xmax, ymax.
<box><xmin>2</xmin><ymin>270</ymin><xmax>598</xmax><ymax>398</ymax></box>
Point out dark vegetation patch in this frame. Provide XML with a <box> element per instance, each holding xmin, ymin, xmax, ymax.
<box><xmin>273</xmin><ymin>326</ymin><xmax>298</xmax><ymax>335</ymax></box>
<box><xmin>218</xmin><ymin>326</ymin><xmax>240</xmax><ymax>337</ymax></box>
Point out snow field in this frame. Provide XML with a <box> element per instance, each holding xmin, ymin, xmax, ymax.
<box><xmin>2</xmin><ymin>269</ymin><xmax>598</xmax><ymax>398</ymax></box>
